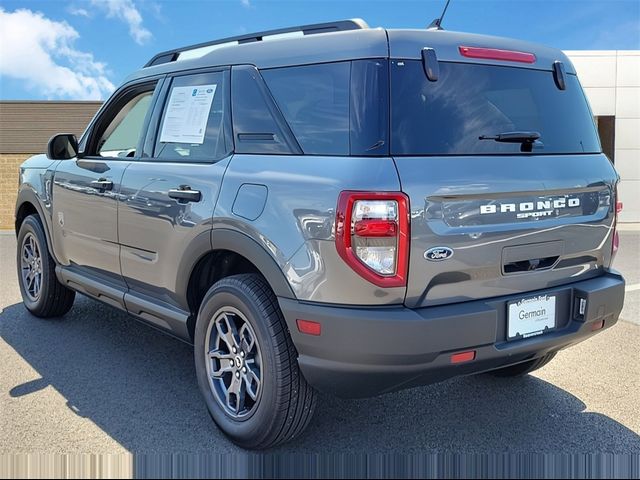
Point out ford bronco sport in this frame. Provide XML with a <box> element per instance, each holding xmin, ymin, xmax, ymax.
<box><xmin>15</xmin><ymin>19</ymin><xmax>625</xmax><ymax>449</ymax></box>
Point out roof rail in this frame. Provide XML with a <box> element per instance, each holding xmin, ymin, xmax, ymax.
<box><xmin>144</xmin><ymin>18</ymin><xmax>369</xmax><ymax>68</ymax></box>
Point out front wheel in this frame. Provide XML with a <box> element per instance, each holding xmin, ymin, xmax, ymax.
<box><xmin>194</xmin><ymin>274</ymin><xmax>316</xmax><ymax>449</ymax></box>
<box><xmin>16</xmin><ymin>215</ymin><xmax>75</xmax><ymax>318</ymax></box>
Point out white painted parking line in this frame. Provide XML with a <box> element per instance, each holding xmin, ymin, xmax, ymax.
<box><xmin>625</xmin><ymin>283</ymin><xmax>640</xmax><ymax>292</ymax></box>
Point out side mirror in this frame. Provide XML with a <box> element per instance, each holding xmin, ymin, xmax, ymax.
<box><xmin>47</xmin><ymin>133</ymin><xmax>78</xmax><ymax>160</ymax></box>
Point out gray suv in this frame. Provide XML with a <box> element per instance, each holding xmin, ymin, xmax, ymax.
<box><xmin>15</xmin><ymin>19</ymin><xmax>625</xmax><ymax>449</ymax></box>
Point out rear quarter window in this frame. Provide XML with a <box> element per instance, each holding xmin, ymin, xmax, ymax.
<box><xmin>390</xmin><ymin>61</ymin><xmax>601</xmax><ymax>155</ymax></box>
<box><xmin>261</xmin><ymin>62</ymin><xmax>350</xmax><ymax>155</ymax></box>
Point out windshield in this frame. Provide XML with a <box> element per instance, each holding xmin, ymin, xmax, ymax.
<box><xmin>390</xmin><ymin>61</ymin><xmax>601</xmax><ymax>155</ymax></box>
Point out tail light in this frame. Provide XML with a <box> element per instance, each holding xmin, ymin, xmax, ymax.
<box><xmin>612</xmin><ymin>186</ymin><xmax>622</xmax><ymax>261</ymax></box>
<box><xmin>335</xmin><ymin>192</ymin><xmax>409</xmax><ymax>287</ymax></box>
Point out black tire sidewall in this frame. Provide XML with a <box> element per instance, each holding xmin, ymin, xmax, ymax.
<box><xmin>16</xmin><ymin>216</ymin><xmax>53</xmax><ymax>314</ymax></box>
<box><xmin>194</xmin><ymin>279</ymin><xmax>282</xmax><ymax>447</ymax></box>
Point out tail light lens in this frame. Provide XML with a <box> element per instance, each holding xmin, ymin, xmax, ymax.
<box><xmin>335</xmin><ymin>192</ymin><xmax>409</xmax><ymax>287</ymax></box>
<box><xmin>612</xmin><ymin>186</ymin><xmax>622</xmax><ymax>261</ymax></box>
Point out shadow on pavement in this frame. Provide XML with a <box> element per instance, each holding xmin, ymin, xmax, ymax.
<box><xmin>1</xmin><ymin>297</ymin><xmax>639</xmax><ymax>454</ymax></box>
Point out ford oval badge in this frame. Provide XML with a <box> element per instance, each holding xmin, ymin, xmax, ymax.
<box><xmin>424</xmin><ymin>246</ymin><xmax>454</xmax><ymax>261</ymax></box>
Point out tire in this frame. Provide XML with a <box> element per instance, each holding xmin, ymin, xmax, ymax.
<box><xmin>488</xmin><ymin>352</ymin><xmax>557</xmax><ymax>377</ymax></box>
<box><xmin>16</xmin><ymin>214</ymin><xmax>75</xmax><ymax>318</ymax></box>
<box><xmin>194</xmin><ymin>273</ymin><xmax>316</xmax><ymax>449</ymax></box>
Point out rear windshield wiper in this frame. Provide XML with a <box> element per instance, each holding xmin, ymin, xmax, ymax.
<box><xmin>478</xmin><ymin>131</ymin><xmax>541</xmax><ymax>143</ymax></box>
<box><xmin>479</xmin><ymin>131</ymin><xmax>541</xmax><ymax>152</ymax></box>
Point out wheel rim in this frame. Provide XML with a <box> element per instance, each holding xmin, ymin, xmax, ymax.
<box><xmin>204</xmin><ymin>306</ymin><xmax>263</xmax><ymax>419</ymax></box>
<box><xmin>20</xmin><ymin>232</ymin><xmax>43</xmax><ymax>302</ymax></box>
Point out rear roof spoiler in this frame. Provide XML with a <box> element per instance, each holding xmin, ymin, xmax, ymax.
<box><xmin>144</xmin><ymin>18</ymin><xmax>369</xmax><ymax>68</ymax></box>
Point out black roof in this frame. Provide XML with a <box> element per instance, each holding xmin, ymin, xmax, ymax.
<box><xmin>145</xmin><ymin>19</ymin><xmax>370</xmax><ymax>67</ymax></box>
<box><xmin>123</xmin><ymin>19</ymin><xmax>574</xmax><ymax>84</ymax></box>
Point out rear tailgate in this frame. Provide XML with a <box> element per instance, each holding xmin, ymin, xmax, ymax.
<box><xmin>387</xmin><ymin>36</ymin><xmax>619</xmax><ymax>308</ymax></box>
<box><xmin>395</xmin><ymin>153</ymin><xmax>617</xmax><ymax>308</ymax></box>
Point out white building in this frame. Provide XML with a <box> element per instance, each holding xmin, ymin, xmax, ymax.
<box><xmin>565</xmin><ymin>50</ymin><xmax>640</xmax><ymax>223</ymax></box>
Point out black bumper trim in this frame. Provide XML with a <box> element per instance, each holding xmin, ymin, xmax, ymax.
<box><xmin>278</xmin><ymin>272</ymin><xmax>625</xmax><ymax>398</ymax></box>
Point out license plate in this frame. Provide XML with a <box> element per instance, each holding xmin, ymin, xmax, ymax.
<box><xmin>507</xmin><ymin>294</ymin><xmax>556</xmax><ymax>340</ymax></box>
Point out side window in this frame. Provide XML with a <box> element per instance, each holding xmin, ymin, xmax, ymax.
<box><xmin>154</xmin><ymin>71</ymin><xmax>229</xmax><ymax>162</ymax></box>
<box><xmin>261</xmin><ymin>62</ymin><xmax>350</xmax><ymax>155</ymax></box>
<box><xmin>231</xmin><ymin>65</ymin><xmax>298</xmax><ymax>155</ymax></box>
<box><xmin>97</xmin><ymin>91</ymin><xmax>153</xmax><ymax>158</ymax></box>
<box><xmin>350</xmin><ymin>59</ymin><xmax>389</xmax><ymax>156</ymax></box>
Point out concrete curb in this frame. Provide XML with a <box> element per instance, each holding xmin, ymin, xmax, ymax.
<box><xmin>618</xmin><ymin>223</ymin><xmax>640</xmax><ymax>232</ymax></box>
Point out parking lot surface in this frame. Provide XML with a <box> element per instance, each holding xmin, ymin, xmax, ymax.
<box><xmin>0</xmin><ymin>231</ymin><xmax>638</xmax><ymax>455</ymax></box>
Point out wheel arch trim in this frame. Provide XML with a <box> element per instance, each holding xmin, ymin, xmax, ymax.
<box><xmin>205</xmin><ymin>229</ymin><xmax>296</xmax><ymax>300</ymax></box>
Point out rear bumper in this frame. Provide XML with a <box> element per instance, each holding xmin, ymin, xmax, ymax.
<box><xmin>278</xmin><ymin>271</ymin><xmax>625</xmax><ymax>398</ymax></box>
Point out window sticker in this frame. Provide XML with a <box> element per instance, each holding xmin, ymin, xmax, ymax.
<box><xmin>159</xmin><ymin>84</ymin><xmax>217</xmax><ymax>144</ymax></box>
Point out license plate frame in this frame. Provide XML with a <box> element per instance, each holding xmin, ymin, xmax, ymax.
<box><xmin>507</xmin><ymin>294</ymin><xmax>557</xmax><ymax>341</ymax></box>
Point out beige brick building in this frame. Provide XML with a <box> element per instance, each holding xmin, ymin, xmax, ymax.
<box><xmin>0</xmin><ymin>101</ymin><xmax>102</xmax><ymax>229</ymax></box>
<box><xmin>0</xmin><ymin>153</ymin><xmax>29</xmax><ymax>231</ymax></box>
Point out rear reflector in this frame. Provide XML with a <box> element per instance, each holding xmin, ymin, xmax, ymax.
<box><xmin>459</xmin><ymin>46</ymin><xmax>536</xmax><ymax>64</ymax></box>
<box><xmin>591</xmin><ymin>319</ymin><xmax>605</xmax><ymax>331</ymax></box>
<box><xmin>450</xmin><ymin>350</ymin><xmax>476</xmax><ymax>364</ymax></box>
<box><xmin>616</xmin><ymin>201</ymin><xmax>624</xmax><ymax>214</ymax></box>
<box><xmin>296</xmin><ymin>319</ymin><xmax>321</xmax><ymax>336</ymax></box>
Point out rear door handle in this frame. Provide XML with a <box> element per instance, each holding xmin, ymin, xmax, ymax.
<box><xmin>168</xmin><ymin>186</ymin><xmax>201</xmax><ymax>203</ymax></box>
<box><xmin>90</xmin><ymin>179</ymin><xmax>113</xmax><ymax>190</ymax></box>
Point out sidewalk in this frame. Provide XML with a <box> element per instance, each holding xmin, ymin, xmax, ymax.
<box><xmin>619</xmin><ymin>223</ymin><xmax>640</xmax><ymax>231</ymax></box>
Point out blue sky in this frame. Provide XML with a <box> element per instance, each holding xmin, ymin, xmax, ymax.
<box><xmin>1</xmin><ymin>0</ymin><xmax>639</xmax><ymax>100</ymax></box>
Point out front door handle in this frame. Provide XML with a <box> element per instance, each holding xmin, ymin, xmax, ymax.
<box><xmin>90</xmin><ymin>179</ymin><xmax>113</xmax><ymax>191</ymax></box>
<box><xmin>168</xmin><ymin>186</ymin><xmax>201</xmax><ymax>203</ymax></box>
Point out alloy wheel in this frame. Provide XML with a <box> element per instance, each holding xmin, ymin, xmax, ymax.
<box><xmin>205</xmin><ymin>306</ymin><xmax>263</xmax><ymax>419</ymax></box>
<box><xmin>20</xmin><ymin>233</ymin><xmax>42</xmax><ymax>302</ymax></box>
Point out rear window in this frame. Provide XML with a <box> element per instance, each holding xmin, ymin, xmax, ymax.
<box><xmin>391</xmin><ymin>61</ymin><xmax>601</xmax><ymax>155</ymax></box>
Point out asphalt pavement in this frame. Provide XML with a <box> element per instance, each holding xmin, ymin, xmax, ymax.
<box><xmin>0</xmin><ymin>230</ymin><xmax>639</xmax><ymax>458</ymax></box>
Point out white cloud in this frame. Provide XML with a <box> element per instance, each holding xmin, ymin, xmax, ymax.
<box><xmin>89</xmin><ymin>0</ymin><xmax>152</xmax><ymax>45</ymax></box>
<box><xmin>240</xmin><ymin>0</ymin><xmax>251</xmax><ymax>8</ymax></box>
<box><xmin>68</xmin><ymin>6</ymin><xmax>91</xmax><ymax>17</ymax></box>
<box><xmin>0</xmin><ymin>8</ymin><xmax>115</xmax><ymax>100</ymax></box>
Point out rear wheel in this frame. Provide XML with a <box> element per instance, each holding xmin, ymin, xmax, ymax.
<box><xmin>16</xmin><ymin>215</ymin><xmax>75</xmax><ymax>318</ymax></box>
<box><xmin>488</xmin><ymin>352</ymin><xmax>557</xmax><ymax>377</ymax></box>
<box><xmin>194</xmin><ymin>273</ymin><xmax>316</xmax><ymax>449</ymax></box>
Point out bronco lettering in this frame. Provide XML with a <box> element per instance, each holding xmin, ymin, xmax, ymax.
<box><xmin>480</xmin><ymin>197</ymin><xmax>581</xmax><ymax>215</ymax></box>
